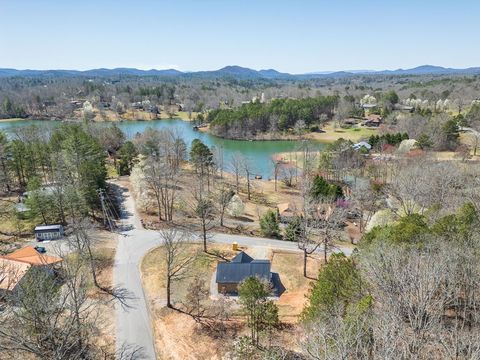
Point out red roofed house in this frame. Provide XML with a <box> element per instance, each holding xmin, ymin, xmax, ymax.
<box><xmin>0</xmin><ymin>246</ymin><xmax>63</xmax><ymax>298</ymax></box>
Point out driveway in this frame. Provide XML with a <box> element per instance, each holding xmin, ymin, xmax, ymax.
<box><xmin>112</xmin><ymin>181</ymin><xmax>354</xmax><ymax>359</ymax></box>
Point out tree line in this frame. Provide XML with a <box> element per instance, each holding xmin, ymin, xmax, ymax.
<box><xmin>300</xmin><ymin>202</ymin><xmax>480</xmax><ymax>359</ymax></box>
<box><xmin>0</xmin><ymin>124</ymin><xmax>112</xmax><ymax>226</ymax></box>
<box><xmin>208</xmin><ymin>96</ymin><xmax>338</xmax><ymax>139</ymax></box>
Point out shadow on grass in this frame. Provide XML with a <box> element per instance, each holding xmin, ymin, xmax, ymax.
<box><xmin>205</xmin><ymin>248</ymin><xmax>231</xmax><ymax>261</ymax></box>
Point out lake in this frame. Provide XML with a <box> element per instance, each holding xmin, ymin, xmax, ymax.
<box><xmin>0</xmin><ymin>119</ymin><xmax>325</xmax><ymax>179</ymax></box>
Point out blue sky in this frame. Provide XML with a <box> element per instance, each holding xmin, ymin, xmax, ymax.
<box><xmin>1</xmin><ymin>0</ymin><xmax>479</xmax><ymax>73</ymax></box>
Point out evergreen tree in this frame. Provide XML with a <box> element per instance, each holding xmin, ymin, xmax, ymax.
<box><xmin>239</xmin><ymin>277</ymin><xmax>279</xmax><ymax>346</ymax></box>
<box><xmin>442</xmin><ymin>118</ymin><xmax>460</xmax><ymax>150</ymax></box>
<box><xmin>260</xmin><ymin>210</ymin><xmax>280</xmax><ymax>238</ymax></box>
<box><xmin>417</xmin><ymin>133</ymin><xmax>433</xmax><ymax>150</ymax></box>
<box><xmin>284</xmin><ymin>216</ymin><xmax>302</xmax><ymax>242</ymax></box>
<box><xmin>25</xmin><ymin>177</ymin><xmax>56</xmax><ymax>225</ymax></box>
<box><xmin>302</xmin><ymin>253</ymin><xmax>363</xmax><ymax>321</ymax></box>
<box><xmin>117</xmin><ymin>141</ymin><xmax>138</xmax><ymax>175</ymax></box>
<box><xmin>190</xmin><ymin>139</ymin><xmax>214</xmax><ymax>176</ymax></box>
<box><xmin>310</xmin><ymin>175</ymin><xmax>343</xmax><ymax>200</ymax></box>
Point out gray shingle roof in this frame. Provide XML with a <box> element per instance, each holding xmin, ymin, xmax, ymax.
<box><xmin>216</xmin><ymin>252</ymin><xmax>271</xmax><ymax>284</ymax></box>
<box><xmin>231</xmin><ymin>251</ymin><xmax>254</xmax><ymax>263</ymax></box>
<box><xmin>34</xmin><ymin>225</ymin><xmax>63</xmax><ymax>231</ymax></box>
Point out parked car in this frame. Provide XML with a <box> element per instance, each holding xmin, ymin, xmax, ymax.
<box><xmin>34</xmin><ymin>246</ymin><xmax>46</xmax><ymax>254</ymax></box>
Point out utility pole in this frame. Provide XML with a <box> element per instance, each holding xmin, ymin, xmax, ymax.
<box><xmin>97</xmin><ymin>189</ymin><xmax>114</xmax><ymax>231</ymax></box>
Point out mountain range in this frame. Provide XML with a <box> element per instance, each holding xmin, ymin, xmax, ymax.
<box><xmin>0</xmin><ymin>65</ymin><xmax>479</xmax><ymax>79</ymax></box>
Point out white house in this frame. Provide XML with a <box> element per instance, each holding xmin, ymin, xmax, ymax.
<box><xmin>353</xmin><ymin>141</ymin><xmax>372</xmax><ymax>151</ymax></box>
<box><xmin>34</xmin><ymin>225</ymin><xmax>64</xmax><ymax>241</ymax></box>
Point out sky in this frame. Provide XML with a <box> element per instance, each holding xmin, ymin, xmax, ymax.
<box><xmin>1</xmin><ymin>0</ymin><xmax>479</xmax><ymax>73</ymax></box>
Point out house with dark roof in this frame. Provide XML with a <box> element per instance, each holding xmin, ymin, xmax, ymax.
<box><xmin>363</xmin><ymin>114</ymin><xmax>383</xmax><ymax>127</ymax></box>
<box><xmin>215</xmin><ymin>251</ymin><xmax>272</xmax><ymax>295</ymax></box>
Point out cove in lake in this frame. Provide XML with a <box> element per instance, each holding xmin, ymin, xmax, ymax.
<box><xmin>0</xmin><ymin>119</ymin><xmax>325</xmax><ymax>179</ymax></box>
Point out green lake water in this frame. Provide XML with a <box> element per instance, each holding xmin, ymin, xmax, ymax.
<box><xmin>0</xmin><ymin>119</ymin><xmax>325</xmax><ymax>179</ymax></box>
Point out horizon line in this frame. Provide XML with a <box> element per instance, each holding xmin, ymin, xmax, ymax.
<box><xmin>1</xmin><ymin>63</ymin><xmax>479</xmax><ymax>75</ymax></box>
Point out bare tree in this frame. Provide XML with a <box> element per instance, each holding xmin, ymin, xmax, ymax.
<box><xmin>317</xmin><ymin>202</ymin><xmax>347</xmax><ymax>264</ymax></box>
<box><xmin>68</xmin><ymin>220</ymin><xmax>133</xmax><ymax>307</ymax></box>
<box><xmin>143</xmin><ymin>153</ymin><xmax>179</xmax><ymax>222</ymax></box>
<box><xmin>302</xmin><ymin>312</ymin><xmax>373</xmax><ymax>360</ymax></box>
<box><xmin>212</xmin><ymin>144</ymin><xmax>225</xmax><ymax>179</ymax></box>
<box><xmin>0</xmin><ymin>250</ymin><xmax>141</xmax><ymax>360</ymax></box>
<box><xmin>181</xmin><ymin>276</ymin><xmax>232</xmax><ymax>332</ymax></box>
<box><xmin>388</xmin><ymin>158</ymin><xmax>464</xmax><ymax>217</ymax></box>
<box><xmin>280</xmin><ymin>162</ymin><xmax>297</xmax><ymax>188</ymax></box>
<box><xmin>351</xmin><ymin>180</ymin><xmax>382</xmax><ymax>234</ymax></box>
<box><xmin>191</xmin><ymin>178</ymin><xmax>215</xmax><ymax>252</ymax></box>
<box><xmin>271</xmin><ymin>156</ymin><xmax>282</xmax><ymax>192</ymax></box>
<box><xmin>160</xmin><ymin>228</ymin><xmax>197</xmax><ymax>308</ymax></box>
<box><xmin>230</xmin><ymin>152</ymin><xmax>243</xmax><ymax>194</ymax></box>
<box><xmin>215</xmin><ymin>181</ymin><xmax>234</xmax><ymax>227</ymax></box>
<box><xmin>241</xmin><ymin>156</ymin><xmax>255</xmax><ymax>200</ymax></box>
<box><xmin>466</xmin><ymin>128</ymin><xmax>480</xmax><ymax>156</ymax></box>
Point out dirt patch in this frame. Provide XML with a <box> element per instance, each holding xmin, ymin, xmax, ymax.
<box><xmin>152</xmin><ymin>308</ymin><xmax>242</xmax><ymax>360</ymax></box>
<box><xmin>271</xmin><ymin>250</ymin><xmax>322</xmax><ymax>320</ymax></box>
<box><xmin>142</xmin><ymin>243</ymin><xmax>244</xmax><ymax>359</ymax></box>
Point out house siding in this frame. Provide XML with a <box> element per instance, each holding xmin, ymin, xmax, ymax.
<box><xmin>217</xmin><ymin>283</ymin><xmax>239</xmax><ymax>294</ymax></box>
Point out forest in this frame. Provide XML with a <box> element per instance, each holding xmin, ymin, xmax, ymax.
<box><xmin>208</xmin><ymin>97</ymin><xmax>337</xmax><ymax>138</ymax></box>
<box><xmin>0</xmin><ymin>72</ymin><xmax>479</xmax><ymax>122</ymax></box>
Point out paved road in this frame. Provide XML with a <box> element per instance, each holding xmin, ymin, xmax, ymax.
<box><xmin>113</xmin><ymin>182</ymin><xmax>353</xmax><ymax>359</ymax></box>
<box><xmin>114</xmin><ymin>187</ymin><xmax>158</xmax><ymax>360</ymax></box>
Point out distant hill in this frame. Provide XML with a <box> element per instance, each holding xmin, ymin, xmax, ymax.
<box><xmin>0</xmin><ymin>65</ymin><xmax>479</xmax><ymax>79</ymax></box>
<box><xmin>82</xmin><ymin>68</ymin><xmax>183</xmax><ymax>77</ymax></box>
<box><xmin>0</xmin><ymin>67</ymin><xmax>184</xmax><ymax>78</ymax></box>
<box><xmin>184</xmin><ymin>66</ymin><xmax>293</xmax><ymax>80</ymax></box>
<box><xmin>375</xmin><ymin>65</ymin><xmax>480</xmax><ymax>75</ymax></box>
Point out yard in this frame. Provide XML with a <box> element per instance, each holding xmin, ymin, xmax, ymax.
<box><xmin>133</xmin><ymin>166</ymin><xmax>306</xmax><ymax>237</ymax></box>
<box><xmin>307</xmin><ymin>122</ymin><xmax>378</xmax><ymax>143</ymax></box>
<box><xmin>85</xmin><ymin>230</ymin><xmax>118</xmax><ymax>355</ymax></box>
<box><xmin>74</xmin><ymin>106</ymin><xmax>199</xmax><ymax>122</ymax></box>
<box><xmin>141</xmin><ymin>243</ymin><xmax>323</xmax><ymax>359</ymax></box>
<box><xmin>0</xmin><ymin>195</ymin><xmax>38</xmax><ymax>249</ymax></box>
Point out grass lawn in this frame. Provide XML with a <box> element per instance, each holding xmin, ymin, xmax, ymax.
<box><xmin>173</xmin><ymin>111</ymin><xmax>199</xmax><ymax>121</ymax></box>
<box><xmin>158</xmin><ymin>110</ymin><xmax>199</xmax><ymax>121</ymax></box>
<box><xmin>141</xmin><ymin>242</ymin><xmax>322</xmax><ymax>320</ymax></box>
<box><xmin>141</xmin><ymin>243</ymin><xmax>319</xmax><ymax>358</ymax></box>
<box><xmin>141</xmin><ymin>243</ymin><xmax>236</xmax><ymax>305</ymax></box>
<box><xmin>141</xmin><ymin>243</ymin><xmax>239</xmax><ymax>359</ymax></box>
<box><xmin>271</xmin><ymin>250</ymin><xmax>322</xmax><ymax>320</ymax></box>
<box><xmin>0</xmin><ymin>197</ymin><xmax>37</xmax><ymax>244</ymax></box>
<box><xmin>89</xmin><ymin>108</ymin><xmax>200</xmax><ymax>122</ymax></box>
<box><xmin>309</xmin><ymin>123</ymin><xmax>377</xmax><ymax>143</ymax></box>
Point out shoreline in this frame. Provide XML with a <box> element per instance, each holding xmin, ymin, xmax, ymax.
<box><xmin>0</xmin><ymin>117</ymin><xmax>29</xmax><ymax>122</ymax></box>
<box><xmin>204</xmin><ymin>125</ymin><xmax>377</xmax><ymax>144</ymax></box>
<box><xmin>0</xmin><ymin>117</ymin><xmax>376</xmax><ymax>145</ymax></box>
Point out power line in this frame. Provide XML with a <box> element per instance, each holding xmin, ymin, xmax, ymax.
<box><xmin>97</xmin><ymin>189</ymin><xmax>115</xmax><ymax>232</ymax></box>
